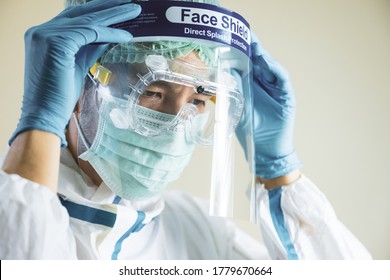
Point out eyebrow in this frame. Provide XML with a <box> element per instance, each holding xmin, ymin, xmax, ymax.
<box><xmin>148</xmin><ymin>80</ymin><xmax>173</xmax><ymax>90</ymax></box>
<box><xmin>147</xmin><ymin>80</ymin><xmax>198</xmax><ymax>95</ymax></box>
<box><xmin>147</xmin><ymin>80</ymin><xmax>214</xmax><ymax>97</ymax></box>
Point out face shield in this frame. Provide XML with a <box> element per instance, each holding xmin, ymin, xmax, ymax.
<box><xmin>75</xmin><ymin>0</ymin><xmax>258</xmax><ymax>222</ymax></box>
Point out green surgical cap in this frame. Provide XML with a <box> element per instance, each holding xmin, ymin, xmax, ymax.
<box><xmin>103</xmin><ymin>41</ymin><xmax>216</xmax><ymax>66</ymax></box>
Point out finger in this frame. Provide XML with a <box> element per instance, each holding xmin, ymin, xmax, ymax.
<box><xmin>251</xmin><ymin>31</ymin><xmax>272</xmax><ymax>58</ymax></box>
<box><xmin>252</xmin><ymin>54</ymin><xmax>277</xmax><ymax>84</ymax></box>
<box><xmin>251</xmin><ymin>31</ymin><xmax>288</xmax><ymax>85</ymax></box>
<box><xmin>251</xmin><ymin>35</ymin><xmax>279</xmax><ymax>84</ymax></box>
<box><xmin>251</xmin><ymin>34</ymin><xmax>292</xmax><ymax>91</ymax></box>
<box><xmin>56</xmin><ymin>25</ymin><xmax>133</xmax><ymax>52</ymax></box>
<box><xmin>76</xmin><ymin>43</ymin><xmax>110</xmax><ymax>70</ymax></box>
<box><xmin>254</xmin><ymin>56</ymin><xmax>295</xmax><ymax>103</ymax></box>
<box><xmin>253</xmin><ymin>80</ymin><xmax>283</xmax><ymax>113</ymax></box>
<box><xmin>59</xmin><ymin>0</ymin><xmax>134</xmax><ymax>18</ymax></box>
<box><xmin>82</xmin><ymin>4</ymin><xmax>141</xmax><ymax>26</ymax></box>
<box><xmin>253</xmin><ymin>62</ymin><xmax>296</xmax><ymax>109</ymax></box>
<box><xmin>255</xmin><ymin>55</ymin><xmax>291</xmax><ymax>86</ymax></box>
<box><xmin>90</xmin><ymin>26</ymin><xmax>135</xmax><ymax>44</ymax></box>
<box><xmin>251</xmin><ymin>43</ymin><xmax>295</xmax><ymax>107</ymax></box>
<box><xmin>65</xmin><ymin>2</ymin><xmax>142</xmax><ymax>45</ymax></box>
<box><xmin>55</xmin><ymin>4</ymin><xmax>140</xmax><ymax>47</ymax></box>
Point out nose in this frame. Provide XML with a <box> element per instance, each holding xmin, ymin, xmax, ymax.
<box><xmin>162</xmin><ymin>86</ymin><xmax>194</xmax><ymax>115</ymax></box>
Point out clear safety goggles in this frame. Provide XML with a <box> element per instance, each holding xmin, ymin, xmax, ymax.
<box><xmin>89</xmin><ymin>43</ymin><xmax>244</xmax><ymax>146</ymax></box>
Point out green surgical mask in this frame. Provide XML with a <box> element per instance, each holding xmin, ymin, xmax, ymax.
<box><xmin>78</xmin><ymin>100</ymin><xmax>208</xmax><ymax>200</ymax></box>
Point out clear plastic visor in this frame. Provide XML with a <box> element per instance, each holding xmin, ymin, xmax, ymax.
<box><xmin>78</xmin><ymin>39</ymin><xmax>257</xmax><ymax>222</ymax></box>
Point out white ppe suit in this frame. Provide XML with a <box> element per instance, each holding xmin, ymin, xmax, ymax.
<box><xmin>0</xmin><ymin>148</ymin><xmax>371</xmax><ymax>259</ymax></box>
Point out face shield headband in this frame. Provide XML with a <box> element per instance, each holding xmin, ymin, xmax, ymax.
<box><xmin>77</xmin><ymin>0</ymin><xmax>258</xmax><ymax>222</ymax></box>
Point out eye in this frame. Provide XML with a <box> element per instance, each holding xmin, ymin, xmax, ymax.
<box><xmin>190</xmin><ymin>90</ymin><xmax>213</xmax><ymax>108</ymax></box>
<box><xmin>191</xmin><ymin>99</ymin><xmax>206</xmax><ymax>107</ymax></box>
<box><xmin>142</xmin><ymin>90</ymin><xmax>162</xmax><ymax>99</ymax></box>
<box><xmin>139</xmin><ymin>90</ymin><xmax>163</xmax><ymax>108</ymax></box>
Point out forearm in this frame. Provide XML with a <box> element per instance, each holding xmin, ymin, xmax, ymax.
<box><xmin>257</xmin><ymin>169</ymin><xmax>301</xmax><ymax>190</ymax></box>
<box><xmin>2</xmin><ymin>130</ymin><xmax>61</xmax><ymax>192</ymax></box>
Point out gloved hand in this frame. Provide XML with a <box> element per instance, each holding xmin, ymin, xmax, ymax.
<box><xmin>9</xmin><ymin>0</ymin><xmax>141</xmax><ymax>147</ymax></box>
<box><xmin>237</xmin><ymin>32</ymin><xmax>302</xmax><ymax>179</ymax></box>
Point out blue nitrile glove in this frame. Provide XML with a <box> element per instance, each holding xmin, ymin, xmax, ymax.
<box><xmin>237</xmin><ymin>32</ymin><xmax>302</xmax><ymax>179</ymax></box>
<box><xmin>9</xmin><ymin>0</ymin><xmax>141</xmax><ymax>147</ymax></box>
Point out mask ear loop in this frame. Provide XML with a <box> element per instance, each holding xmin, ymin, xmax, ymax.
<box><xmin>73</xmin><ymin>65</ymin><xmax>102</xmax><ymax>153</ymax></box>
<box><xmin>70</xmin><ymin>112</ymin><xmax>100</xmax><ymax>188</ymax></box>
<box><xmin>72</xmin><ymin>112</ymin><xmax>91</xmax><ymax>152</ymax></box>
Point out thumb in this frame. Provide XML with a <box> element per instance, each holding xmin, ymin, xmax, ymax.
<box><xmin>76</xmin><ymin>43</ymin><xmax>110</xmax><ymax>70</ymax></box>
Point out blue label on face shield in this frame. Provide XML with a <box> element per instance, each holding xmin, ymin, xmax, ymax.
<box><xmin>112</xmin><ymin>1</ymin><xmax>251</xmax><ymax>57</ymax></box>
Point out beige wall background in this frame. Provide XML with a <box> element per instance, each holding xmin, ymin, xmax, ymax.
<box><xmin>0</xmin><ymin>0</ymin><xmax>389</xmax><ymax>259</ymax></box>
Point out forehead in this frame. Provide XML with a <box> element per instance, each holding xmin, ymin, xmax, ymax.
<box><xmin>171</xmin><ymin>51</ymin><xmax>208</xmax><ymax>71</ymax></box>
<box><xmin>109</xmin><ymin>50</ymin><xmax>215</xmax><ymax>84</ymax></box>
